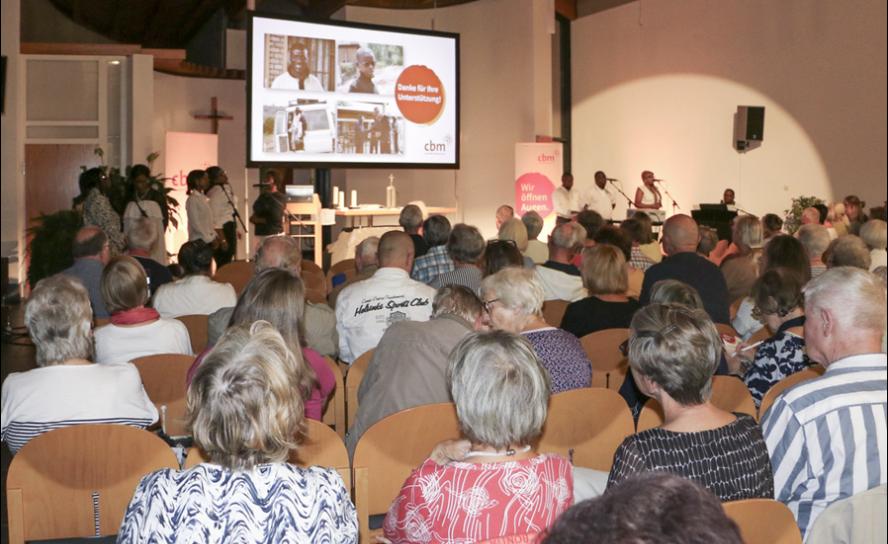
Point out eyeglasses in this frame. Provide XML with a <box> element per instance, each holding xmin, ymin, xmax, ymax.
<box><xmin>482</xmin><ymin>298</ymin><xmax>500</xmax><ymax>313</ymax></box>
<box><xmin>487</xmin><ymin>239</ymin><xmax>517</xmax><ymax>247</ymax></box>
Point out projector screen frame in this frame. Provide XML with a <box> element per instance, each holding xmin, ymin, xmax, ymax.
<box><xmin>246</xmin><ymin>11</ymin><xmax>460</xmax><ymax>170</ymax></box>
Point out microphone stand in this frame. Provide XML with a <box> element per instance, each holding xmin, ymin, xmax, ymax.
<box><xmin>222</xmin><ymin>184</ymin><xmax>248</xmax><ymax>232</ymax></box>
<box><xmin>608</xmin><ymin>180</ymin><xmax>635</xmax><ymax>208</ymax></box>
<box><xmin>657</xmin><ymin>182</ymin><xmax>681</xmax><ymax>211</ymax></box>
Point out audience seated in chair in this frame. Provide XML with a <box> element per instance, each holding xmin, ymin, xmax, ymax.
<box><xmin>762</xmin><ymin>266</ymin><xmax>887</xmax><ymax>539</ymax></box>
<box><xmin>429</xmin><ymin>223</ymin><xmax>486</xmax><ymax>293</ymax></box>
<box><xmin>594</xmin><ymin>225</ymin><xmax>643</xmax><ymax>299</ymax></box>
<box><xmin>152</xmin><ymin>240</ymin><xmax>237</xmax><ymax>318</ymax></box>
<box><xmin>482</xmin><ymin>267</ymin><xmax>591</xmax><ymax>393</ymax></box>
<box><xmin>208</xmin><ymin>235</ymin><xmax>339</xmax><ymax>357</ymax></box>
<box><xmin>95</xmin><ymin>255</ymin><xmax>191</xmax><ymax>364</ymax></box>
<box><xmin>720</xmin><ymin>214</ymin><xmax>764</xmax><ymax>304</ymax></box>
<box><xmin>495</xmin><ymin>204</ymin><xmax>514</xmax><ymax>231</ymax></box>
<box><xmin>608</xmin><ymin>303</ymin><xmax>774</xmax><ymax>501</ymax></box>
<box><xmin>383</xmin><ymin>331</ymin><xmax>572</xmax><ymax>543</ymax></box>
<box><xmin>400</xmin><ymin>204</ymin><xmax>428</xmax><ymax>258</ymax></box>
<box><xmin>188</xmin><ymin>268</ymin><xmax>334</xmax><ymax>422</ymax></box>
<box><xmin>118</xmin><ymin>321</ymin><xmax>357</xmax><ymax>541</ymax></box>
<box><xmin>346</xmin><ymin>285</ymin><xmax>484</xmax><ymax>454</ymax></box>
<box><xmin>126</xmin><ymin>217</ymin><xmax>173</xmax><ymax>296</ymax></box>
<box><xmin>797</xmin><ymin>223</ymin><xmax>831</xmax><ymax>279</ymax></box>
<box><xmin>61</xmin><ymin>226</ymin><xmax>111</xmax><ymax>319</ymax></box>
<box><xmin>824</xmin><ymin>234</ymin><xmax>871</xmax><ymax>270</ymax></box>
<box><xmin>482</xmin><ymin>239</ymin><xmax>524</xmax><ymax>277</ymax></box>
<box><xmin>336</xmin><ymin>231</ymin><xmax>436</xmax><ymax>364</ymax></box>
<box><xmin>522</xmin><ymin>210</ymin><xmax>548</xmax><ymax>264</ymax></box>
<box><xmin>534</xmin><ymin>221</ymin><xmax>587</xmax><ymax>302</ymax></box>
<box><xmin>329</xmin><ymin>236</ymin><xmax>379</xmax><ymax>309</ymax></box>
<box><xmin>859</xmin><ymin>219</ymin><xmax>887</xmax><ymax>271</ymax></box>
<box><xmin>1</xmin><ymin>275</ymin><xmax>157</xmax><ymax>454</ymax></box>
<box><xmin>498</xmin><ymin>217</ymin><xmax>535</xmax><ymax>268</ymax></box>
<box><xmin>412</xmin><ymin>215</ymin><xmax>454</xmax><ymax>284</ymax></box>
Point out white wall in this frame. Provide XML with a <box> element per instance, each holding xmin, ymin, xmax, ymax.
<box><xmin>152</xmin><ymin>72</ymin><xmax>254</xmax><ymax>260</ymax></box>
<box><xmin>342</xmin><ymin>0</ymin><xmax>551</xmax><ymax>237</ymax></box>
<box><xmin>572</xmin><ymin>0</ymin><xmax>887</xmax><ymax>219</ymax></box>
<box><xmin>1</xmin><ymin>0</ymin><xmax>22</xmax><ymax>261</ymax></box>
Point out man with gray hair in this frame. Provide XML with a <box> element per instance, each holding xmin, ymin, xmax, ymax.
<box><xmin>336</xmin><ymin>231</ymin><xmax>436</xmax><ymax>363</ymax></box>
<box><xmin>345</xmin><ymin>285</ymin><xmax>484</xmax><ymax>454</ymax></box>
<box><xmin>430</xmin><ymin>224</ymin><xmax>485</xmax><ymax>294</ymax></box>
<box><xmin>328</xmin><ymin>236</ymin><xmax>379</xmax><ymax>309</ymax></box>
<box><xmin>126</xmin><ymin>217</ymin><xmax>173</xmax><ymax>296</ymax></box>
<box><xmin>762</xmin><ymin>267</ymin><xmax>887</xmax><ymax>539</ymax></box>
<box><xmin>824</xmin><ymin>235</ymin><xmax>871</xmax><ymax>270</ymax></box>
<box><xmin>412</xmin><ymin>215</ymin><xmax>454</xmax><ymax>284</ymax></box>
<box><xmin>62</xmin><ymin>226</ymin><xmax>112</xmax><ymax>319</ymax></box>
<box><xmin>533</xmin><ymin>221</ymin><xmax>587</xmax><ymax>302</ymax></box>
<box><xmin>207</xmin><ymin>235</ymin><xmax>338</xmax><ymax>356</ymax></box>
<box><xmin>522</xmin><ymin>211</ymin><xmax>548</xmax><ymax>264</ymax></box>
<box><xmin>796</xmin><ymin>224</ymin><xmax>831</xmax><ymax>278</ymax></box>
<box><xmin>399</xmin><ymin>204</ymin><xmax>427</xmax><ymax>258</ymax></box>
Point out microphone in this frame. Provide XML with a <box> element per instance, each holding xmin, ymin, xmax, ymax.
<box><xmin>606</xmin><ymin>178</ymin><xmax>620</xmax><ymax>182</ymax></box>
<box><xmin>652</xmin><ymin>178</ymin><xmax>665</xmax><ymax>182</ymax></box>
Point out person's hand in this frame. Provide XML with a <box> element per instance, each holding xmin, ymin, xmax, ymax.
<box><xmin>725</xmin><ymin>340</ymin><xmax>754</xmax><ymax>376</ymax></box>
<box><xmin>429</xmin><ymin>439</ymin><xmax>471</xmax><ymax>465</ymax></box>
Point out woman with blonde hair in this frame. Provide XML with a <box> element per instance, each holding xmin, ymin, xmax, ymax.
<box><xmin>119</xmin><ymin>321</ymin><xmax>358</xmax><ymax>541</ymax></box>
<box><xmin>719</xmin><ymin>214</ymin><xmax>764</xmax><ymax>302</ymax></box>
<box><xmin>498</xmin><ymin>217</ymin><xmax>535</xmax><ymax>268</ymax></box>
<box><xmin>94</xmin><ymin>255</ymin><xmax>191</xmax><ymax>364</ymax></box>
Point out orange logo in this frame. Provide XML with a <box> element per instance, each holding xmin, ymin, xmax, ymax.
<box><xmin>395</xmin><ymin>65</ymin><xmax>445</xmax><ymax>124</ymax></box>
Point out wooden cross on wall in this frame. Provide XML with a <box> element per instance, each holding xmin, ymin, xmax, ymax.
<box><xmin>193</xmin><ymin>96</ymin><xmax>233</xmax><ymax>134</ymax></box>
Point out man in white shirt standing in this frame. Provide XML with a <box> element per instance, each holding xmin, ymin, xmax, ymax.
<box><xmin>336</xmin><ymin>231</ymin><xmax>436</xmax><ymax>364</ymax></box>
<box><xmin>206</xmin><ymin>166</ymin><xmax>238</xmax><ymax>268</ymax></box>
<box><xmin>586</xmin><ymin>171</ymin><xmax>617</xmax><ymax>221</ymax></box>
<box><xmin>552</xmin><ymin>173</ymin><xmax>581</xmax><ymax>221</ymax></box>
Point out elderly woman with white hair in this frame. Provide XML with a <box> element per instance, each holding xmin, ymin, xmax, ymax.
<box><xmin>608</xmin><ymin>303</ymin><xmax>774</xmax><ymax>501</ymax></box>
<box><xmin>0</xmin><ymin>275</ymin><xmax>157</xmax><ymax>454</ymax></box>
<box><xmin>860</xmin><ymin>219</ymin><xmax>887</xmax><ymax>271</ymax></box>
<box><xmin>383</xmin><ymin>331</ymin><xmax>573</xmax><ymax>543</ymax></box>
<box><xmin>481</xmin><ymin>267</ymin><xmax>592</xmax><ymax>392</ymax></box>
<box><xmin>118</xmin><ymin>321</ymin><xmax>358</xmax><ymax>541</ymax></box>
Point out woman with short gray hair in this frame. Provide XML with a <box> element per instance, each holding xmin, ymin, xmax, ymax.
<box><xmin>1</xmin><ymin>275</ymin><xmax>157</xmax><ymax>453</ymax></box>
<box><xmin>607</xmin><ymin>303</ymin><xmax>774</xmax><ymax>501</ymax></box>
<box><xmin>383</xmin><ymin>330</ymin><xmax>573</xmax><ymax>543</ymax></box>
<box><xmin>481</xmin><ymin>267</ymin><xmax>592</xmax><ymax>392</ymax></box>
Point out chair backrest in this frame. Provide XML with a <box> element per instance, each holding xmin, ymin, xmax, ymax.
<box><xmin>806</xmin><ymin>484</ymin><xmax>887</xmax><ymax>544</ymax></box>
<box><xmin>322</xmin><ymin>356</ymin><xmax>347</xmax><ymax>438</ymax></box>
<box><xmin>132</xmin><ymin>353</ymin><xmax>196</xmax><ymax>437</ymax></box>
<box><xmin>636</xmin><ymin>376</ymin><xmax>756</xmax><ymax>432</ymax></box>
<box><xmin>346</xmin><ymin>349</ymin><xmax>374</xmax><ymax>429</ymax></box>
<box><xmin>184</xmin><ymin>419</ymin><xmax>351</xmax><ymax>486</ymax></box>
<box><xmin>175</xmin><ymin>314</ymin><xmax>209</xmax><ymax>353</ymax></box>
<box><xmin>94</xmin><ymin>317</ymin><xmax>110</xmax><ymax>328</ymax></box>
<box><xmin>6</xmin><ymin>425</ymin><xmax>178</xmax><ymax>543</ymax></box>
<box><xmin>212</xmin><ymin>261</ymin><xmax>254</xmax><ymax>295</ymax></box>
<box><xmin>541</xmin><ymin>299</ymin><xmax>569</xmax><ymax>327</ymax></box>
<box><xmin>301</xmin><ymin>259</ymin><xmax>324</xmax><ymax>279</ymax></box>
<box><xmin>758</xmin><ymin>366</ymin><xmax>825</xmax><ymax>421</ymax></box>
<box><xmin>352</xmin><ymin>402</ymin><xmax>461</xmax><ymax>519</ymax></box>
<box><xmin>580</xmin><ymin>328</ymin><xmax>630</xmax><ymax>389</ymax></box>
<box><xmin>723</xmin><ymin>498</ymin><xmax>802</xmax><ymax>544</ymax></box>
<box><xmin>747</xmin><ymin>324</ymin><xmax>773</xmax><ymax>345</ymax></box>
<box><xmin>327</xmin><ymin>258</ymin><xmax>357</xmax><ymax>292</ymax></box>
<box><xmin>537</xmin><ymin>387</ymin><xmax>634</xmax><ymax>471</ymax></box>
<box><xmin>729</xmin><ymin>297</ymin><xmax>744</xmax><ymax>321</ymax></box>
<box><xmin>715</xmin><ymin>322</ymin><xmax>740</xmax><ymax>339</ymax></box>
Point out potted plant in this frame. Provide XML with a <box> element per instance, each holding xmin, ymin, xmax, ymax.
<box><xmin>784</xmin><ymin>195</ymin><xmax>825</xmax><ymax>235</ymax></box>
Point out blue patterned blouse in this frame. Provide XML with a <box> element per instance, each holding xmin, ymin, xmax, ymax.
<box><xmin>743</xmin><ymin>327</ymin><xmax>811</xmax><ymax>408</ymax></box>
<box><xmin>118</xmin><ymin>463</ymin><xmax>358</xmax><ymax>543</ymax></box>
<box><xmin>522</xmin><ymin>327</ymin><xmax>593</xmax><ymax>393</ymax></box>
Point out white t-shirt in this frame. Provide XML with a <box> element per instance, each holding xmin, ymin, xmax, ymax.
<box><xmin>95</xmin><ymin>318</ymin><xmax>192</xmax><ymax>364</ymax></box>
<box><xmin>335</xmin><ymin>267</ymin><xmax>436</xmax><ymax>363</ymax></box>
<box><xmin>0</xmin><ymin>363</ymin><xmax>158</xmax><ymax>453</ymax></box>
<box><xmin>534</xmin><ymin>265</ymin><xmax>587</xmax><ymax>302</ymax></box>
<box><xmin>584</xmin><ymin>184</ymin><xmax>616</xmax><ymax>220</ymax></box>
<box><xmin>153</xmin><ymin>275</ymin><xmax>238</xmax><ymax>318</ymax></box>
<box><xmin>186</xmin><ymin>193</ymin><xmax>216</xmax><ymax>243</ymax></box>
<box><xmin>552</xmin><ymin>186</ymin><xmax>581</xmax><ymax>218</ymax></box>
<box><xmin>207</xmin><ymin>185</ymin><xmax>238</xmax><ymax>229</ymax></box>
<box><xmin>270</xmin><ymin>72</ymin><xmax>324</xmax><ymax>92</ymax></box>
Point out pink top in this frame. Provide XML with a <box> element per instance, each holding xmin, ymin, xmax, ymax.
<box><xmin>185</xmin><ymin>346</ymin><xmax>335</xmax><ymax>422</ymax></box>
<box><xmin>383</xmin><ymin>454</ymin><xmax>573</xmax><ymax>544</ymax></box>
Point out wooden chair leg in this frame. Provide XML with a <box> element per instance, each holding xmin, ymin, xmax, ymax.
<box><xmin>353</xmin><ymin>466</ymin><xmax>370</xmax><ymax>544</ymax></box>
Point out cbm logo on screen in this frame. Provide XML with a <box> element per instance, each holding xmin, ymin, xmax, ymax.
<box><xmin>424</xmin><ymin>140</ymin><xmax>447</xmax><ymax>154</ymax></box>
<box><xmin>538</xmin><ymin>153</ymin><xmax>557</xmax><ymax>163</ymax></box>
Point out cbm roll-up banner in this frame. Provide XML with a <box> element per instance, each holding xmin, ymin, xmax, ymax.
<box><xmin>164</xmin><ymin>132</ymin><xmax>219</xmax><ymax>258</ymax></box>
<box><xmin>514</xmin><ymin>142</ymin><xmax>562</xmax><ymax>237</ymax></box>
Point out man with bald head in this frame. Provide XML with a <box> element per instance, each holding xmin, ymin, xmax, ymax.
<box><xmin>335</xmin><ymin>230</ymin><xmax>437</xmax><ymax>363</ymax></box>
<box><xmin>639</xmin><ymin>214</ymin><xmax>730</xmax><ymax>324</ymax></box>
<box><xmin>62</xmin><ymin>226</ymin><xmax>112</xmax><ymax>318</ymax></box>
<box><xmin>495</xmin><ymin>205</ymin><xmax>514</xmax><ymax>231</ymax></box>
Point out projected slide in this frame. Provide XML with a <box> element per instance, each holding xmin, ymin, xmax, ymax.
<box><xmin>248</xmin><ymin>14</ymin><xmax>459</xmax><ymax>168</ymax></box>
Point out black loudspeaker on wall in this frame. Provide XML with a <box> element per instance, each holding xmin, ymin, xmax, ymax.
<box><xmin>733</xmin><ymin>106</ymin><xmax>765</xmax><ymax>153</ymax></box>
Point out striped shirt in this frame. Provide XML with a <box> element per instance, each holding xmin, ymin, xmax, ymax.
<box><xmin>630</xmin><ymin>246</ymin><xmax>656</xmax><ymax>271</ymax></box>
<box><xmin>762</xmin><ymin>353</ymin><xmax>887</xmax><ymax>539</ymax></box>
<box><xmin>412</xmin><ymin>245</ymin><xmax>454</xmax><ymax>284</ymax></box>
<box><xmin>429</xmin><ymin>265</ymin><xmax>483</xmax><ymax>295</ymax></box>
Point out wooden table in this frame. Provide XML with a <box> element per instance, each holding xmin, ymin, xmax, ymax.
<box><xmin>334</xmin><ymin>206</ymin><xmax>458</xmax><ymax>228</ymax></box>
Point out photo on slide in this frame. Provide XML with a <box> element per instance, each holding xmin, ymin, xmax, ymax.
<box><xmin>264</xmin><ymin>35</ymin><xmax>336</xmax><ymax>91</ymax></box>
<box><xmin>337</xmin><ymin>42</ymin><xmax>404</xmax><ymax>96</ymax></box>
<box><xmin>336</xmin><ymin>101</ymin><xmax>405</xmax><ymax>155</ymax></box>
<box><xmin>262</xmin><ymin>101</ymin><xmax>336</xmax><ymax>154</ymax></box>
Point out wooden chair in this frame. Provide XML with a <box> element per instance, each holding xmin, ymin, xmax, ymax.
<box><xmin>301</xmin><ymin>259</ymin><xmax>324</xmax><ymax>279</ymax></box>
<box><xmin>346</xmin><ymin>349</ymin><xmax>374</xmax><ymax>430</ymax></box>
<box><xmin>175</xmin><ymin>314</ymin><xmax>209</xmax><ymax>353</ymax></box>
<box><xmin>537</xmin><ymin>387</ymin><xmax>634</xmax><ymax>471</ymax></box>
<box><xmin>132</xmin><ymin>353</ymin><xmax>196</xmax><ymax>437</ymax></box>
<box><xmin>541</xmin><ymin>299</ymin><xmax>570</xmax><ymax>327</ymax></box>
<box><xmin>305</xmin><ymin>287</ymin><xmax>328</xmax><ymax>305</ymax></box>
<box><xmin>723</xmin><ymin>498</ymin><xmax>802</xmax><ymax>544</ymax></box>
<box><xmin>322</xmin><ymin>356</ymin><xmax>347</xmax><ymax>438</ymax></box>
<box><xmin>758</xmin><ymin>366</ymin><xmax>825</xmax><ymax>421</ymax></box>
<box><xmin>93</xmin><ymin>317</ymin><xmax>110</xmax><ymax>328</ymax></box>
<box><xmin>6</xmin><ymin>425</ymin><xmax>178</xmax><ymax>543</ymax></box>
<box><xmin>352</xmin><ymin>402</ymin><xmax>461</xmax><ymax>543</ymax></box>
<box><xmin>327</xmin><ymin>258</ymin><xmax>357</xmax><ymax>293</ymax></box>
<box><xmin>184</xmin><ymin>419</ymin><xmax>352</xmax><ymax>491</ymax></box>
<box><xmin>729</xmin><ymin>297</ymin><xmax>744</xmax><ymax>321</ymax></box>
<box><xmin>212</xmin><ymin>260</ymin><xmax>254</xmax><ymax>295</ymax></box>
<box><xmin>715</xmin><ymin>322</ymin><xmax>740</xmax><ymax>338</ymax></box>
<box><xmin>580</xmin><ymin>328</ymin><xmax>630</xmax><ymax>390</ymax></box>
<box><xmin>637</xmin><ymin>376</ymin><xmax>757</xmax><ymax>432</ymax></box>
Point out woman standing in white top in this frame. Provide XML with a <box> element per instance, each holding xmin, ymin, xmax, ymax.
<box><xmin>634</xmin><ymin>170</ymin><xmax>662</xmax><ymax>210</ymax></box>
<box><xmin>185</xmin><ymin>169</ymin><xmax>219</xmax><ymax>246</ymax></box>
<box><xmin>1</xmin><ymin>275</ymin><xmax>157</xmax><ymax>454</ymax></box>
<box><xmin>123</xmin><ymin>165</ymin><xmax>168</xmax><ymax>264</ymax></box>
<box><xmin>95</xmin><ymin>256</ymin><xmax>191</xmax><ymax>364</ymax></box>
